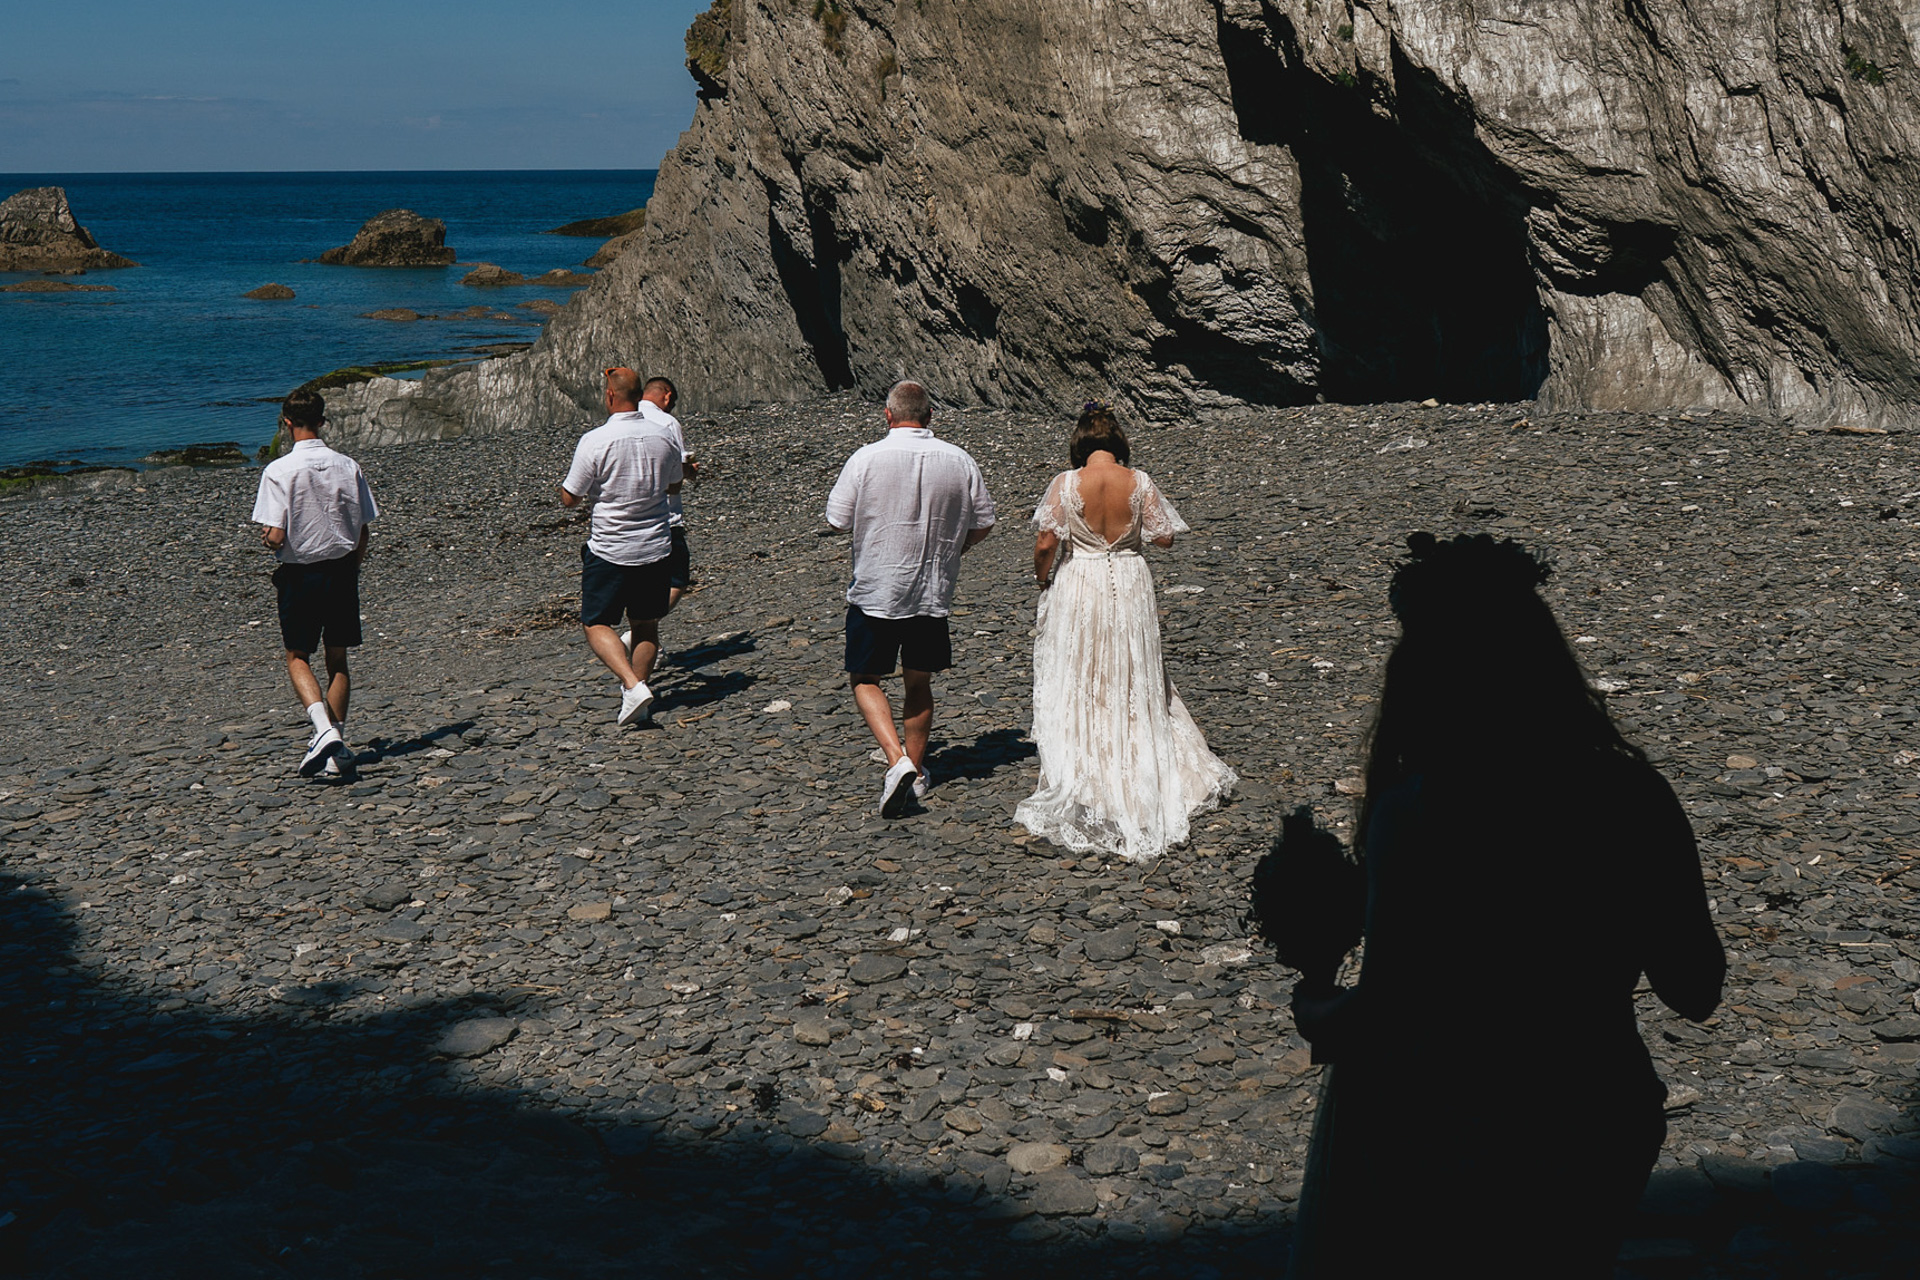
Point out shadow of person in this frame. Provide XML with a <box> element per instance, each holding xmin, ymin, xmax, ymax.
<box><xmin>926</xmin><ymin>727</ymin><xmax>1037</xmax><ymax>783</ymax></box>
<box><xmin>354</xmin><ymin>719</ymin><xmax>479</xmax><ymax>766</ymax></box>
<box><xmin>1272</xmin><ymin>533</ymin><xmax>1729</xmax><ymax>1279</ymax></box>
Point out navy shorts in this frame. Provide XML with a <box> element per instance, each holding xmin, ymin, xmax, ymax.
<box><xmin>844</xmin><ymin>605</ymin><xmax>952</xmax><ymax>675</ymax></box>
<box><xmin>273</xmin><ymin>555</ymin><xmax>363</xmax><ymax>653</ymax></box>
<box><xmin>580</xmin><ymin>544</ymin><xmax>670</xmax><ymax>627</ymax></box>
<box><xmin>666</xmin><ymin>526</ymin><xmax>691</xmax><ymax>590</ymax></box>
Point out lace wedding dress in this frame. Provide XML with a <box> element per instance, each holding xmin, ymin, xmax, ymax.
<box><xmin>1015</xmin><ymin>468</ymin><xmax>1237</xmax><ymax>862</ymax></box>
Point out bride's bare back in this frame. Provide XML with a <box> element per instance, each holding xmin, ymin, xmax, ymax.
<box><xmin>1076</xmin><ymin>455</ymin><xmax>1140</xmax><ymax>544</ymax></box>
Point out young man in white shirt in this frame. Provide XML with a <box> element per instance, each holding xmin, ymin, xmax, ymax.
<box><xmin>251</xmin><ymin>389</ymin><xmax>380</xmax><ymax>777</ymax></box>
<box><xmin>825</xmin><ymin>381</ymin><xmax>995</xmax><ymax>816</ymax></box>
<box><xmin>561</xmin><ymin>366</ymin><xmax>684</xmax><ymax>725</ymax></box>
<box><xmin>634</xmin><ymin>376</ymin><xmax>699</xmax><ymax>613</ymax></box>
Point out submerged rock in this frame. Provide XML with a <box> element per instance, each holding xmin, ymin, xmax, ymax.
<box><xmin>318</xmin><ymin>209</ymin><xmax>455</xmax><ymax>267</ymax></box>
<box><xmin>0</xmin><ymin>187</ymin><xmax>138</xmax><ymax>272</ymax></box>
<box><xmin>462</xmin><ymin>263</ymin><xmax>526</xmax><ymax>287</ymax></box>
<box><xmin>243</xmin><ymin>283</ymin><xmax>295</xmax><ymax>300</ymax></box>
<box><xmin>545</xmin><ymin>207</ymin><xmax>646</xmax><ymax>237</ymax></box>
<box><xmin>399</xmin><ymin>0</ymin><xmax>1920</xmax><ymax>439</ymax></box>
<box><xmin>140</xmin><ymin>442</ymin><xmax>247</xmax><ymax>467</ymax></box>
<box><xmin>1</xmin><ymin>279</ymin><xmax>114</xmax><ymax>293</ymax></box>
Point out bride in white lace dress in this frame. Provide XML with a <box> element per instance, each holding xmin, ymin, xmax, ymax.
<box><xmin>1015</xmin><ymin>405</ymin><xmax>1236</xmax><ymax>862</ymax></box>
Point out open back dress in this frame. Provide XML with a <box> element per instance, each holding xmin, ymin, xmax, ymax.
<box><xmin>1015</xmin><ymin>468</ymin><xmax>1236</xmax><ymax>862</ymax></box>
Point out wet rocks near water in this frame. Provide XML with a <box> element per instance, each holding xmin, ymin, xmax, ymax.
<box><xmin>243</xmin><ymin>282</ymin><xmax>296</xmax><ymax>300</ymax></box>
<box><xmin>0</xmin><ymin>186</ymin><xmax>138</xmax><ymax>271</ymax></box>
<box><xmin>3</xmin><ymin>395</ymin><xmax>1918</xmax><ymax>1277</ymax></box>
<box><xmin>362</xmin><ymin>308</ymin><xmax>425</xmax><ymax>322</ymax></box>
<box><xmin>462</xmin><ymin>264</ymin><xmax>594</xmax><ymax>289</ymax></box>
<box><xmin>546</xmin><ymin>208</ymin><xmax>646</xmax><ymax>238</ymax></box>
<box><xmin>462</xmin><ymin>263</ymin><xmax>526</xmax><ymax>287</ymax></box>
<box><xmin>318</xmin><ymin>209</ymin><xmax>456</xmax><ymax>267</ymax></box>
<box><xmin>0</xmin><ymin>278</ymin><xmax>115</xmax><ymax>293</ymax></box>
<box><xmin>138</xmin><ymin>442</ymin><xmax>247</xmax><ymax>467</ymax></box>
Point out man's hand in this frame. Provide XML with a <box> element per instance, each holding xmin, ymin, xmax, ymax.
<box><xmin>260</xmin><ymin>525</ymin><xmax>286</xmax><ymax>551</ymax></box>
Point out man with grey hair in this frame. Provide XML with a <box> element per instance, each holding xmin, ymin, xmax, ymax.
<box><xmin>825</xmin><ymin>381</ymin><xmax>995</xmax><ymax>816</ymax></box>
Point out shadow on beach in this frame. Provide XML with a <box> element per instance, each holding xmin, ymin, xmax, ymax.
<box><xmin>3</xmin><ymin>872</ymin><xmax>1917</xmax><ymax>1277</ymax></box>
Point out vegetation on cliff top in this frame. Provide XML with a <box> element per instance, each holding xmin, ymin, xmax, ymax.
<box><xmin>686</xmin><ymin>0</ymin><xmax>732</xmax><ymax>96</ymax></box>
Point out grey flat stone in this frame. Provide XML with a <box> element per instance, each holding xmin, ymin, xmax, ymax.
<box><xmin>848</xmin><ymin>953</ymin><xmax>908</xmax><ymax>984</ymax></box>
<box><xmin>434</xmin><ymin>1017</ymin><xmax>518</xmax><ymax>1058</ymax></box>
<box><xmin>1026</xmin><ymin>1170</ymin><xmax>1097</xmax><ymax>1215</ymax></box>
<box><xmin>1006</xmin><ymin>1141</ymin><xmax>1069</xmax><ymax>1174</ymax></box>
<box><xmin>1083</xmin><ymin>1142</ymin><xmax>1139</xmax><ymax>1176</ymax></box>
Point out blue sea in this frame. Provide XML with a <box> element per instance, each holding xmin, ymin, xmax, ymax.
<box><xmin>0</xmin><ymin>170</ymin><xmax>655</xmax><ymax>470</ymax></box>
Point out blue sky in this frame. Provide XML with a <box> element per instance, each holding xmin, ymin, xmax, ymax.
<box><xmin>0</xmin><ymin>1</ymin><xmax>712</xmax><ymax>171</ymax></box>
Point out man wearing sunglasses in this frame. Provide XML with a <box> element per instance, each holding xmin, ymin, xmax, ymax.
<box><xmin>561</xmin><ymin>366</ymin><xmax>685</xmax><ymax>726</ymax></box>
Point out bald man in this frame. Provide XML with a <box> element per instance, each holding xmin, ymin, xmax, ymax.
<box><xmin>825</xmin><ymin>381</ymin><xmax>995</xmax><ymax>816</ymax></box>
<box><xmin>560</xmin><ymin>366</ymin><xmax>684</xmax><ymax>725</ymax></box>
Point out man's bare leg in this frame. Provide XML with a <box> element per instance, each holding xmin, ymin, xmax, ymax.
<box><xmin>852</xmin><ymin>675</ymin><xmax>906</xmax><ymax>765</ymax></box>
<box><xmin>628</xmin><ymin>619</ymin><xmax>661</xmax><ymax>685</ymax></box>
<box><xmin>286</xmin><ymin>651</ymin><xmax>326</xmax><ymax>708</ymax></box>
<box><xmin>586</xmin><ymin>624</ymin><xmax>641</xmax><ymax>688</ymax></box>
<box><xmin>322</xmin><ymin>644</ymin><xmax>351</xmax><ymax>725</ymax></box>
<box><xmin>901</xmin><ymin>669</ymin><xmax>934</xmax><ymax>772</ymax></box>
<box><xmin>667</xmin><ymin>586</ymin><xmax>685</xmax><ymax>612</ymax></box>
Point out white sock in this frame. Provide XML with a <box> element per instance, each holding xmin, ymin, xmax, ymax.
<box><xmin>306</xmin><ymin>702</ymin><xmax>333</xmax><ymax>735</ymax></box>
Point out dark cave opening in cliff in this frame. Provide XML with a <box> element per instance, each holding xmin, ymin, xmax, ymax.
<box><xmin>1218</xmin><ymin>15</ymin><xmax>1548</xmax><ymax>404</ymax></box>
<box><xmin>768</xmin><ymin>197</ymin><xmax>856</xmax><ymax>392</ymax></box>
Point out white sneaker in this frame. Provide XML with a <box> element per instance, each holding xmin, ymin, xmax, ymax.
<box><xmin>300</xmin><ymin>725</ymin><xmax>345</xmax><ymax>776</ymax></box>
<box><xmin>911</xmin><ymin>766</ymin><xmax>933</xmax><ymax>801</ymax></box>
<box><xmin>618</xmin><ymin>680</ymin><xmax>654</xmax><ymax>725</ymax></box>
<box><xmin>879</xmin><ymin>756</ymin><xmax>918</xmax><ymax>818</ymax></box>
<box><xmin>323</xmin><ymin>738</ymin><xmax>355</xmax><ymax>779</ymax></box>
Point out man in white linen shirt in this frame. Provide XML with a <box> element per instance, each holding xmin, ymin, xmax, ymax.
<box><xmin>634</xmin><ymin>375</ymin><xmax>699</xmax><ymax>613</ymax></box>
<box><xmin>561</xmin><ymin>366</ymin><xmax>684</xmax><ymax>726</ymax></box>
<box><xmin>824</xmin><ymin>380</ymin><xmax>995</xmax><ymax>817</ymax></box>
<box><xmin>251</xmin><ymin>388</ymin><xmax>380</xmax><ymax>778</ymax></box>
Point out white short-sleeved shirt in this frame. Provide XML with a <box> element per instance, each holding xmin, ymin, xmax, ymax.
<box><xmin>824</xmin><ymin>427</ymin><xmax>995</xmax><ymax>619</ymax></box>
<box><xmin>251</xmin><ymin>438</ymin><xmax>379</xmax><ymax>564</ymax></box>
<box><xmin>637</xmin><ymin>399</ymin><xmax>690</xmax><ymax>528</ymax></box>
<box><xmin>562</xmin><ymin>411</ymin><xmax>684</xmax><ymax>566</ymax></box>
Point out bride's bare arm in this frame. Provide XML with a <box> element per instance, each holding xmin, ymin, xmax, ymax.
<box><xmin>1034</xmin><ymin>530</ymin><xmax>1059</xmax><ymax>588</ymax></box>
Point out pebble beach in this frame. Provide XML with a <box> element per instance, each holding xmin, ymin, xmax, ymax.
<box><xmin>3</xmin><ymin>395</ymin><xmax>1918</xmax><ymax>1277</ymax></box>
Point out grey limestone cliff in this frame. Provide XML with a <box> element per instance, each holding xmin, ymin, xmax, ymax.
<box><xmin>0</xmin><ymin>187</ymin><xmax>137</xmax><ymax>272</ymax></box>
<box><xmin>404</xmin><ymin>0</ymin><xmax>1920</xmax><ymax>436</ymax></box>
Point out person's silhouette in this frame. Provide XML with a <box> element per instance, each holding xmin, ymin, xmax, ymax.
<box><xmin>1279</xmin><ymin>533</ymin><xmax>1724</xmax><ymax>1279</ymax></box>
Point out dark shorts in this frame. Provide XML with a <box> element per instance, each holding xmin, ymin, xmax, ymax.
<box><xmin>666</xmin><ymin>526</ymin><xmax>691</xmax><ymax>590</ymax></box>
<box><xmin>580</xmin><ymin>544</ymin><xmax>670</xmax><ymax>628</ymax></box>
<box><xmin>844</xmin><ymin>605</ymin><xmax>952</xmax><ymax>675</ymax></box>
<box><xmin>273</xmin><ymin>555</ymin><xmax>363</xmax><ymax>653</ymax></box>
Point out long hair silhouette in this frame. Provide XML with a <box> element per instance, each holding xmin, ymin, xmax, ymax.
<box><xmin>1358</xmin><ymin>531</ymin><xmax>1642</xmax><ymax>844</ymax></box>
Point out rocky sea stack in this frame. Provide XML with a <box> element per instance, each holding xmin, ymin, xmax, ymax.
<box><xmin>318</xmin><ymin>209</ymin><xmax>456</xmax><ymax>267</ymax></box>
<box><xmin>243</xmin><ymin>283</ymin><xmax>295</xmax><ymax>300</ymax></box>
<box><xmin>0</xmin><ymin>187</ymin><xmax>138</xmax><ymax>272</ymax></box>
<box><xmin>378</xmin><ymin>0</ymin><xmax>1920</xmax><ymax>442</ymax></box>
